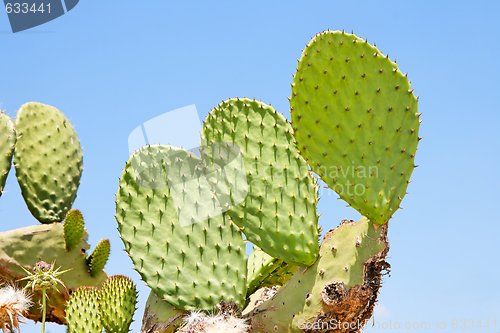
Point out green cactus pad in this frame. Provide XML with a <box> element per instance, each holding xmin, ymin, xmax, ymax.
<box><xmin>291</xmin><ymin>31</ymin><xmax>420</xmax><ymax>224</ymax></box>
<box><xmin>262</xmin><ymin>260</ymin><xmax>299</xmax><ymax>289</ymax></box>
<box><xmin>87</xmin><ymin>239</ymin><xmax>110</xmax><ymax>277</ymax></box>
<box><xmin>14</xmin><ymin>102</ymin><xmax>83</xmax><ymax>223</ymax></box>
<box><xmin>245</xmin><ymin>218</ymin><xmax>388</xmax><ymax>332</ymax></box>
<box><xmin>247</xmin><ymin>246</ymin><xmax>298</xmax><ymax>296</ymax></box>
<box><xmin>0</xmin><ymin>223</ymin><xmax>107</xmax><ymax>323</ymax></box>
<box><xmin>100</xmin><ymin>275</ymin><xmax>137</xmax><ymax>333</ymax></box>
<box><xmin>64</xmin><ymin>209</ymin><xmax>85</xmax><ymax>251</ymax></box>
<box><xmin>66</xmin><ymin>286</ymin><xmax>102</xmax><ymax>333</ymax></box>
<box><xmin>0</xmin><ymin>112</ymin><xmax>15</xmax><ymax>198</ymax></box>
<box><xmin>141</xmin><ymin>290</ymin><xmax>185</xmax><ymax>333</ymax></box>
<box><xmin>203</xmin><ymin>98</ymin><xmax>319</xmax><ymax>266</ymax></box>
<box><xmin>116</xmin><ymin>145</ymin><xmax>247</xmax><ymax>311</ymax></box>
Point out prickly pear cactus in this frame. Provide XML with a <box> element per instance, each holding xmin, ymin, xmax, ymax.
<box><xmin>14</xmin><ymin>102</ymin><xmax>83</xmax><ymax>223</ymax></box>
<box><xmin>87</xmin><ymin>239</ymin><xmax>111</xmax><ymax>277</ymax></box>
<box><xmin>100</xmin><ymin>275</ymin><xmax>137</xmax><ymax>333</ymax></box>
<box><xmin>291</xmin><ymin>31</ymin><xmax>420</xmax><ymax>224</ymax></box>
<box><xmin>203</xmin><ymin>98</ymin><xmax>320</xmax><ymax>266</ymax></box>
<box><xmin>112</xmin><ymin>29</ymin><xmax>419</xmax><ymax>333</ymax></box>
<box><xmin>244</xmin><ymin>218</ymin><xmax>389</xmax><ymax>332</ymax></box>
<box><xmin>0</xmin><ymin>223</ymin><xmax>107</xmax><ymax>323</ymax></box>
<box><xmin>0</xmin><ymin>112</ymin><xmax>15</xmax><ymax>198</ymax></box>
<box><xmin>0</xmin><ymin>102</ymin><xmax>110</xmax><ymax>328</ymax></box>
<box><xmin>116</xmin><ymin>145</ymin><xmax>247</xmax><ymax>311</ymax></box>
<box><xmin>66</xmin><ymin>286</ymin><xmax>102</xmax><ymax>333</ymax></box>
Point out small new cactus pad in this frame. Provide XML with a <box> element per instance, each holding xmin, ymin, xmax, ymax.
<box><xmin>247</xmin><ymin>247</ymin><xmax>283</xmax><ymax>295</ymax></box>
<box><xmin>0</xmin><ymin>112</ymin><xmax>15</xmax><ymax>198</ymax></box>
<box><xmin>246</xmin><ymin>246</ymin><xmax>298</xmax><ymax>296</ymax></box>
<box><xmin>100</xmin><ymin>275</ymin><xmax>137</xmax><ymax>333</ymax></box>
<box><xmin>0</xmin><ymin>223</ymin><xmax>107</xmax><ymax>323</ymax></box>
<box><xmin>63</xmin><ymin>209</ymin><xmax>85</xmax><ymax>251</ymax></box>
<box><xmin>66</xmin><ymin>286</ymin><xmax>102</xmax><ymax>333</ymax></box>
<box><xmin>116</xmin><ymin>145</ymin><xmax>247</xmax><ymax>311</ymax></box>
<box><xmin>14</xmin><ymin>102</ymin><xmax>83</xmax><ymax>223</ymax></box>
<box><xmin>141</xmin><ymin>290</ymin><xmax>185</xmax><ymax>333</ymax></box>
<box><xmin>290</xmin><ymin>31</ymin><xmax>420</xmax><ymax>224</ymax></box>
<box><xmin>244</xmin><ymin>218</ymin><xmax>388</xmax><ymax>332</ymax></box>
<box><xmin>87</xmin><ymin>239</ymin><xmax>111</xmax><ymax>277</ymax></box>
<box><xmin>203</xmin><ymin>98</ymin><xmax>320</xmax><ymax>266</ymax></box>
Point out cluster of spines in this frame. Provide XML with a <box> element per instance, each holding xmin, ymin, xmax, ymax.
<box><xmin>13</xmin><ymin>102</ymin><xmax>83</xmax><ymax>223</ymax></box>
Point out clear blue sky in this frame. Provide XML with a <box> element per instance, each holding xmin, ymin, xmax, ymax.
<box><xmin>1</xmin><ymin>1</ymin><xmax>499</xmax><ymax>332</ymax></box>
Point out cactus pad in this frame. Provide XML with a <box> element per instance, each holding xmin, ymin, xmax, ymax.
<box><xmin>116</xmin><ymin>145</ymin><xmax>247</xmax><ymax>311</ymax></box>
<box><xmin>100</xmin><ymin>275</ymin><xmax>137</xmax><ymax>333</ymax></box>
<box><xmin>14</xmin><ymin>102</ymin><xmax>83</xmax><ymax>223</ymax></box>
<box><xmin>0</xmin><ymin>112</ymin><xmax>15</xmax><ymax>198</ymax></box>
<box><xmin>0</xmin><ymin>223</ymin><xmax>107</xmax><ymax>323</ymax></box>
<box><xmin>203</xmin><ymin>98</ymin><xmax>319</xmax><ymax>266</ymax></box>
<box><xmin>63</xmin><ymin>209</ymin><xmax>85</xmax><ymax>251</ymax></box>
<box><xmin>66</xmin><ymin>286</ymin><xmax>102</xmax><ymax>333</ymax></box>
<box><xmin>291</xmin><ymin>31</ymin><xmax>420</xmax><ymax>224</ymax></box>
<box><xmin>246</xmin><ymin>246</ymin><xmax>298</xmax><ymax>296</ymax></box>
<box><xmin>87</xmin><ymin>239</ymin><xmax>110</xmax><ymax>277</ymax></box>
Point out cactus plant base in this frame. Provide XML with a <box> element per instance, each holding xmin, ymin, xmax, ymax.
<box><xmin>244</xmin><ymin>218</ymin><xmax>389</xmax><ymax>333</ymax></box>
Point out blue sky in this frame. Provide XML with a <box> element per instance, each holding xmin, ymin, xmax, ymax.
<box><xmin>0</xmin><ymin>1</ymin><xmax>499</xmax><ymax>332</ymax></box>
